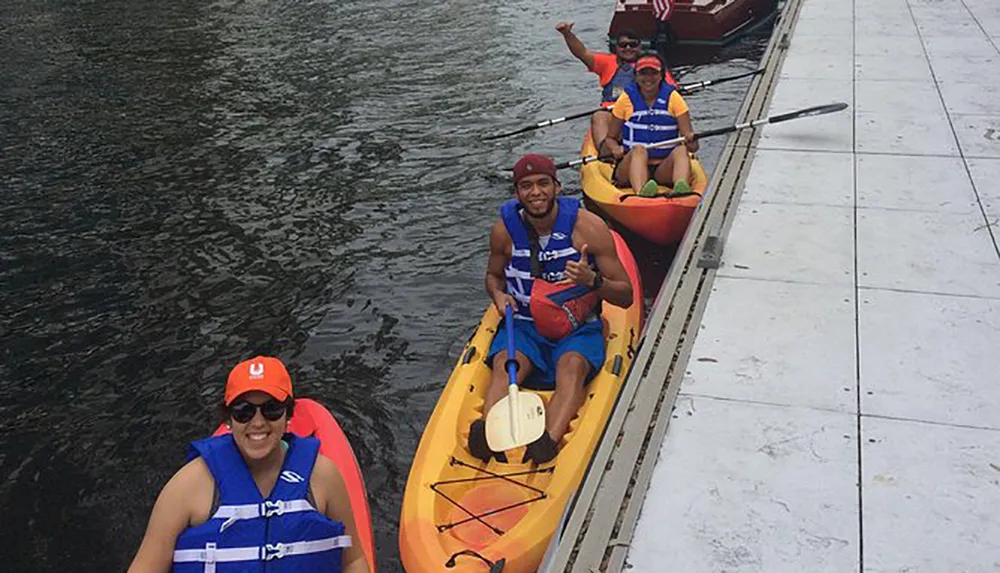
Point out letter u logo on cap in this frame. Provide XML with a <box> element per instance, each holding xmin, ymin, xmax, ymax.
<box><xmin>249</xmin><ymin>362</ymin><xmax>264</xmax><ymax>378</ymax></box>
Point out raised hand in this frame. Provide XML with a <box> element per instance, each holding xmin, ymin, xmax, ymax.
<box><xmin>564</xmin><ymin>244</ymin><xmax>596</xmax><ymax>287</ymax></box>
<box><xmin>555</xmin><ymin>22</ymin><xmax>575</xmax><ymax>35</ymax></box>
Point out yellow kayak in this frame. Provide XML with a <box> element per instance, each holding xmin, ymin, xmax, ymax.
<box><xmin>399</xmin><ymin>229</ymin><xmax>644</xmax><ymax>573</ymax></box>
<box><xmin>580</xmin><ymin>131</ymin><xmax>710</xmax><ymax>245</ymax></box>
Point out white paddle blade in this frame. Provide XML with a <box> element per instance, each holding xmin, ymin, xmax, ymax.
<box><xmin>485</xmin><ymin>391</ymin><xmax>546</xmax><ymax>451</ymax></box>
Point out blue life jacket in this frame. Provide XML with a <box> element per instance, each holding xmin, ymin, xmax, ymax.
<box><xmin>621</xmin><ymin>82</ymin><xmax>679</xmax><ymax>159</ymax></box>
<box><xmin>601</xmin><ymin>61</ymin><xmax>636</xmax><ymax>104</ymax></box>
<box><xmin>172</xmin><ymin>434</ymin><xmax>350</xmax><ymax>573</ymax></box>
<box><xmin>500</xmin><ymin>197</ymin><xmax>596</xmax><ymax>322</ymax></box>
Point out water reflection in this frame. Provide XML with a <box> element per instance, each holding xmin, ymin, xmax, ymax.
<box><xmin>0</xmin><ymin>0</ymin><xmax>768</xmax><ymax>569</ymax></box>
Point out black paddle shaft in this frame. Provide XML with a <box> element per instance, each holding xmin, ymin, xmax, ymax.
<box><xmin>697</xmin><ymin>102</ymin><xmax>850</xmax><ymax>139</ymax></box>
<box><xmin>553</xmin><ymin>102</ymin><xmax>849</xmax><ymax>170</ymax></box>
<box><xmin>483</xmin><ymin>108</ymin><xmax>604</xmax><ymax>141</ymax></box>
<box><xmin>485</xmin><ymin>69</ymin><xmax>766</xmax><ymax>141</ymax></box>
<box><xmin>677</xmin><ymin>68</ymin><xmax>764</xmax><ymax>95</ymax></box>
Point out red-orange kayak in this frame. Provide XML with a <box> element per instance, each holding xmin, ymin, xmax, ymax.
<box><xmin>213</xmin><ymin>398</ymin><xmax>375</xmax><ymax>571</ymax></box>
<box><xmin>580</xmin><ymin>131</ymin><xmax>709</xmax><ymax>245</ymax></box>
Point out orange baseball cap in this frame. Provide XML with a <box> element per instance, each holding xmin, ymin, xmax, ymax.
<box><xmin>636</xmin><ymin>55</ymin><xmax>663</xmax><ymax>72</ymax></box>
<box><xmin>225</xmin><ymin>356</ymin><xmax>293</xmax><ymax>405</ymax></box>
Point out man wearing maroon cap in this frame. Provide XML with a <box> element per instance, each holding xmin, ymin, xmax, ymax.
<box><xmin>469</xmin><ymin>154</ymin><xmax>634</xmax><ymax>464</ymax></box>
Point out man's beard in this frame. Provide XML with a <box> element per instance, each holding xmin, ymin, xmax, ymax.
<box><xmin>522</xmin><ymin>196</ymin><xmax>556</xmax><ymax>219</ymax></box>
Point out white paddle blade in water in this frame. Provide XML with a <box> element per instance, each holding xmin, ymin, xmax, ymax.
<box><xmin>485</xmin><ymin>387</ymin><xmax>546</xmax><ymax>451</ymax></box>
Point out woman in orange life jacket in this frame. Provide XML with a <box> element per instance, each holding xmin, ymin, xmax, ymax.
<box><xmin>604</xmin><ymin>53</ymin><xmax>698</xmax><ymax>198</ymax></box>
<box><xmin>556</xmin><ymin>23</ymin><xmax>678</xmax><ymax>157</ymax></box>
<box><xmin>127</xmin><ymin>357</ymin><xmax>370</xmax><ymax>573</ymax></box>
<box><xmin>468</xmin><ymin>154</ymin><xmax>634</xmax><ymax>465</ymax></box>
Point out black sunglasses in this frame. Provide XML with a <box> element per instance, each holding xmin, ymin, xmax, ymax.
<box><xmin>229</xmin><ymin>399</ymin><xmax>289</xmax><ymax>423</ymax></box>
<box><xmin>617</xmin><ymin>40</ymin><xmax>640</xmax><ymax>48</ymax></box>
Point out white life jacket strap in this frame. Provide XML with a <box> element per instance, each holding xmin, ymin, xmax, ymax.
<box><xmin>214</xmin><ymin>499</ymin><xmax>315</xmax><ymax>532</ymax></box>
<box><xmin>263</xmin><ymin>535</ymin><xmax>353</xmax><ymax>560</ymax></box>
<box><xmin>505</xmin><ymin>267</ymin><xmax>533</xmax><ymax>281</ymax></box>
<box><xmin>535</xmin><ymin>246</ymin><xmax>578</xmax><ymax>261</ymax></box>
<box><xmin>625</xmin><ymin>123</ymin><xmax>678</xmax><ymax>132</ymax></box>
<box><xmin>629</xmin><ymin>109</ymin><xmax>673</xmax><ymax>119</ymax></box>
<box><xmin>173</xmin><ymin>543</ymin><xmax>259</xmax><ymax>563</ymax></box>
<box><xmin>623</xmin><ymin>136</ymin><xmax>679</xmax><ymax>151</ymax></box>
<box><xmin>173</xmin><ymin>535</ymin><xmax>352</xmax><ymax>568</ymax></box>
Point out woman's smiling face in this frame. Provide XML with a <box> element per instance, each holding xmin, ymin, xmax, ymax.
<box><xmin>228</xmin><ymin>390</ymin><xmax>289</xmax><ymax>461</ymax></box>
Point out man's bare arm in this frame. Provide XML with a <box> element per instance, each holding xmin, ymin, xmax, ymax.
<box><xmin>556</xmin><ymin>22</ymin><xmax>596</xmax><ymax>70</ymax></box>
<box><xmin>568</xmin><ymin>211</ymin><xmax>633</xmax><ymax>309</ymax></box>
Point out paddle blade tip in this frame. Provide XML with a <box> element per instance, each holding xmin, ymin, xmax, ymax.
<box><xmin>484</xmin><ymin>393</ymin><xmax>546</xmax><ymax>451</ymax></box>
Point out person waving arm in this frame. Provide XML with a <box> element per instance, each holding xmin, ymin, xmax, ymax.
<box><xmin>555</xmin><ymin>22</ymin><xmax>596</xmax><ymax>70</ymax></box>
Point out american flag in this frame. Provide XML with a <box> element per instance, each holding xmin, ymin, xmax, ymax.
<box><xmin>652</xmin><ymin>0</ymin><xmax>672</xmax><ymax>21</ymax></box>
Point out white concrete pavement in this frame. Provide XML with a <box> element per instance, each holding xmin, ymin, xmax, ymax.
<box><xmin>624</xmin><ymin>0</ymin><xmax>1000</xmax><ymax>570</ymax></box>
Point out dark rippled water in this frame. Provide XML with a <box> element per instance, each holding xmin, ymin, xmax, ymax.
<box><xmin>0</xmin><ymin>0</ymin><xmax>768</xmax><ymax>570</ymax></box>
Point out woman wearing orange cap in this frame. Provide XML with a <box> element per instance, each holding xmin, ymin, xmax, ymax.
<box><xmin>128</xmin><ymin>357</ymin><xmax>370</xmax><ymax>573</ymax></box>
<box><xmin>604</xmin><ymin>52</ymin><xmax>698</xmax><ymax>198</ymax></box>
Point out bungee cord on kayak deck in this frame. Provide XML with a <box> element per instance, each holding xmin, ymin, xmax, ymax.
<box><xmin>430</xmin><ymin>457</ymin><xmax>552</xmax><ymax>535</ymax></box>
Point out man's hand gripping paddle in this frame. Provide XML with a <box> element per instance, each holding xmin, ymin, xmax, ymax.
<box><xmin>486</xmin><ymin>305</ymin><xmax>547</xmax><ymax>451</ymax></box>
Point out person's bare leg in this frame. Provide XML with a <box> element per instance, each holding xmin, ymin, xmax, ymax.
<box><xmin>590</xmin><ymin>110</ymin><xmax>613</xmax><ymax>153</ymax></box>
<box><xmin>615</xmin><ymin>146</ymin><xmax>649</xmax><ymax>194</ymax></box>
<box><xmin>651</xmin><ymin>156</ymin><xmax>672</xmax><ymax>185</ymax></box>
<box><xmin>469</xmin><ymin>349</ymin><xmax>535</xmax><ymax>461</ymax></box>
<box><xmin>655</xmin><ymin>145</ymin><xmax>689</xmax><ymax>185</ymax></box>
<box><xmin>545</xmin><ymin>352</ymin><xmax>590</xmax><ymax>443</ymax></box>
<box><xmin>485</xmin><ymin>350</ymin><xmax>533</xmax><ymax>414</ymax></box>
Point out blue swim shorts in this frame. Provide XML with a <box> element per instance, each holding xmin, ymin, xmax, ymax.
<box><xmin>487</xmin><ymin>318</ymin><xmax>606</xmax><ymax>390</ymax></box>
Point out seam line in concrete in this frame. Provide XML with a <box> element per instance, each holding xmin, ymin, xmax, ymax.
<box><xmin>851</xmin><ymin>0</ymin><xmax>865</xmax><ymax>568</ymax></box>
<box><xmin>858</xmin><ymin>285</ymin><xmax>1000</xmax><ymax>301</ymax></box>
<box><xmin>907</xmin><ymin>0</ymin><xmax>1000</xmax><ymax>259</ymax></box>
<box><xmin>677</xmin><ymin>392</ymin><xmax>861</xmax><ymax>416</ymax></box>
<box><xmin>860</xmin><ymin>411</ymin><xmax>1000</xmax><ymax>433</ymax></box>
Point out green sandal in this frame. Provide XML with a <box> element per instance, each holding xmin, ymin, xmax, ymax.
<box><xmin>664</xmin><ymin>179</ymin><xmax>693</xmax><ymax>198</ymax></box>
<box><xmin>638</xmin><ymin>179</ymin><xmax>659</xmax><ymax>197</ymax></box>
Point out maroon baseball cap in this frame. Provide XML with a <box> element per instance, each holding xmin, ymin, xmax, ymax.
<box><xmin>512</xmin><ymin>153</ymin><xmax>560</xmax><ymax>185</ymax></box>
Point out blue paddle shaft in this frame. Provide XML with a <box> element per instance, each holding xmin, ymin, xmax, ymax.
<box><xmin>505</xmin><ymin>304</ymin><xmax>517</xmax><ymax>386</ymax></box>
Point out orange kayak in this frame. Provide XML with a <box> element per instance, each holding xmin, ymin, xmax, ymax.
<box><xmin>580</xmin><ymin>131</ymin><xmax>709</xmax><ymax>245</ymax></box>
<box><xmin>213</xmin><ymin>398</ymin><xmax>376</xmax><ymax>572</ymax></box>
<box><xmin>399</xmin><ymin>229</ymin><xmax>643</xmax><ymax>573</ymax></box>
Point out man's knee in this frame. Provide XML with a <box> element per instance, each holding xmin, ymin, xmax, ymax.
<box><xmin>555</xmin><ymin>353</ymin><xmax>591</xmax><ymax>388</ymax></box>
<box><xmin>491</xmin><ymin>350</ymin><xmax>510</xmax><ymax>369</ymax></box>
<box><xmin>592</xmin><ymin>111</ymin><xmax>611</xmax><ymax>140</ymax></box>
<box><xmin>493</xmin><ymin>350</ymin><xmax>531</xmax><ymax>378</ymax></box>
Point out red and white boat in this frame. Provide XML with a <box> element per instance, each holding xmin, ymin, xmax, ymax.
<box><xmin>609</xmin><ymin>0</ymin><xmax>778</xmax><ymax>46</ymax></box>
